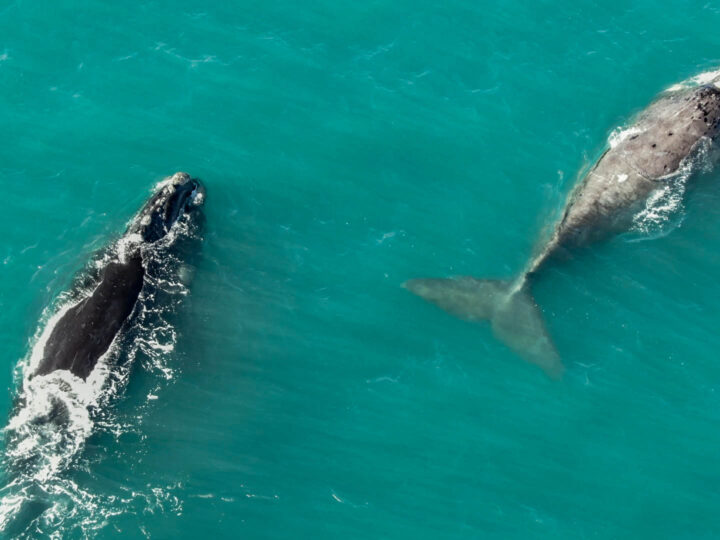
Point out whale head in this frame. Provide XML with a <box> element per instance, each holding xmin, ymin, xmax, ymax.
<box><xmin>133</xmin><ymin>172</ymin><xmax>205</xmax><ymax>242</ymax></box>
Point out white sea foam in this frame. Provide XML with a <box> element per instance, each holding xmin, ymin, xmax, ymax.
<box><xmin>630</xmin><ymin>137</ymin><xmax>716</xmax><ymax>238</ymax></box>
<box><xmin>630</xmin><ymin>179</ymin><xmax>687</xmax><ymax>238</ymax></box>
<box><xmin>116</xmin><ymin>232</ymin><xmax>143</xmax><ymax>263</ymax></box>
<box><xmin>608</xmin><ymin>125</ymin><xmax>644</xmax><ymax>148</ymax></box>
<box><xmin>665</xmin><ymin>68</ymin><xmax>720</xmax><ymax>93</ymax></box>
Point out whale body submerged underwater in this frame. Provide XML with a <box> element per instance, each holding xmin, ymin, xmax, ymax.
<box><xmin>0</xmin><ymin>172</ymin><xmax>204</xmax><ymax>534</ymax></box>
<box><xmin>405</xmin><ymin>74</ymin><xmax>720</xmax><ymax>377</ymax></box>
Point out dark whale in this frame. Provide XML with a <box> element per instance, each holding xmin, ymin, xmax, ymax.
<box><xmin>0</xmin><ymin>172</ymin><xmax>204</xmax><ymax>536</ymax></box>
<box><xmin>405</xmin><ymin>79</ymin><xmax>720</xmax><ymax>377</ymax></box>
<box><xmin>32</xmin><ymin>172</ymin><xmax>204</xmax><ymax>380</ymax></box>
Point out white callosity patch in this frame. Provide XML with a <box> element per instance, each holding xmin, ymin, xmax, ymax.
<box><xmin>0</xmin><ymin>174</ymin><xmax>202</xmax><ymax>537</ymax></box>
<box><xmin>191</xmin><ymin>189</ymin><xmax>204</xmax><ymax>206</ymax></box>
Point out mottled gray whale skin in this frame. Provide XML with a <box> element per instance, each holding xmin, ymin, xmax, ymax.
<box><xmin>32</xmin><ymin>172</ymin><xmax>204</xmax><ymax>380</ymax></box>
<box><xmin>406</xmin><ymin>82</ymin><xmax>720</xmax><ymax>377</ymax></box>
<box><xmin>535</xmin><ymin>84</ymin><xmax>720</xmax><ymax>265</ymax></box>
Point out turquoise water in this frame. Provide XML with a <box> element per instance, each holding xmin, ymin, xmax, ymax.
<box><xmin>3</xmin><ymin>0</ymin><xmax>720</xmax><ymax>537</ymax></box>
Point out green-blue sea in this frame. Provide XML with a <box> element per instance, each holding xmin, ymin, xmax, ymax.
<box><xmin>3</xmin><ymin>1</ymin><xmax>720</xmax><ymax>538</ymax></box>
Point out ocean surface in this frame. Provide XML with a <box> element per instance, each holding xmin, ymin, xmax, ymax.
<box><xmin>2</xmin><ymin>0</ymin><xmax>720</xmax><ymax>538</ymax></box>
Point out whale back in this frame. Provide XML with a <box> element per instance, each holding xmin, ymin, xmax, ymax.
<box><xmin>545</xmin><ymin>85</ymin><xmax>720</xmax><ymax>253</ymax></box>
<box><xmin>33</xmin><ymin>256</ymin><xmax>145</xmax><ymax>380</ymax></box>
<box><xmin>622</xmin><ymin>85</ymin><xmax>720</xmax><ymax>178</ymax></box>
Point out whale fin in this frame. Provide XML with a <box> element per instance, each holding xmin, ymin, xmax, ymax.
<box><xmin>403</xmin><ymin>277</ymin><xmax>564</xmax><ymax>378</ymax></box>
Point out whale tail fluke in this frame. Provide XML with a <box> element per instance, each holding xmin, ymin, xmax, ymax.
<box><xmin>403</xmin><ymin>277</ymin><xmax>564</xmax><ymax>378</ymax></box>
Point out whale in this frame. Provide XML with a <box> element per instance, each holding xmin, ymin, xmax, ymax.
<box><xmin>0</xmin><ymin>172</ymin><xmax>205</xmax><ymax>536</ymax></box>
<box><xmin>32</xmin><ymin>171</ymin><xmax>204</xmax><ymax>380</ymax></box>
<box><xmin>405</xmin><ymin>78</ymin><xmax>720</xmax><ymax>377</ymax></box>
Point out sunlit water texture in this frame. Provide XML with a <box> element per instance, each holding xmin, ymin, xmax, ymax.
<box><xmin>2</xmin><ymin>1</ymin><xmax>720</xmax><ymax>538</ymax></box>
